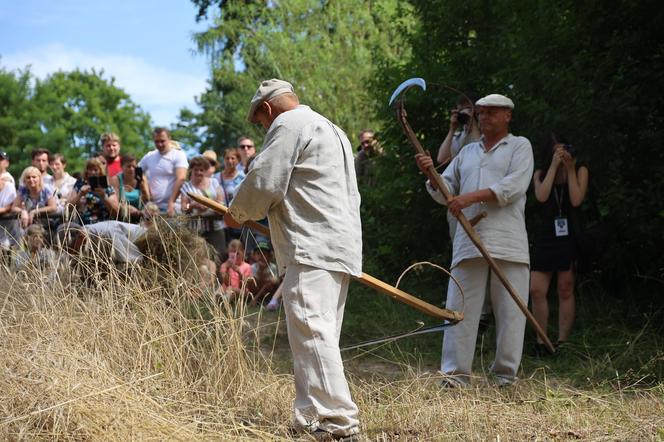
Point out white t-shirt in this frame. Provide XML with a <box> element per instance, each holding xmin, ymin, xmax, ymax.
<box><xmin>1</xmin><ymin>171</ymin><xmax>15</xmax><ymax>185</ymax></box>
<box><xmin>138</xmin><ymin>148</ymin><xmax>188</xmax><ymax>210</ymax></box>
<box><xmin>43</xmin><ymin>174</ymin><xmax>54</xmax><ymax>191</ymax></box>
<box><xmin>0</xmin><ymin>180</ymin><xmax>16</xmax><ymax>208</ymax></box>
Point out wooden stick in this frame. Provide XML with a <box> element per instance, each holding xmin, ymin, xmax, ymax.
<box><xmin>395</xmin><ymin>103</ymin><xmax>555</xmax><ymax>354</ymax></box>
<box><xmin>186</xmin><ymin>192</ymin><xmax>463</xmax><ymax>322</ymax></box>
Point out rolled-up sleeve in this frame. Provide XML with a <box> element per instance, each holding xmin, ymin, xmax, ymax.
<box><xmin>426</xmin><ymin>158</ymin><xmax>460</xmax><ymax>206</ymax></box>
<box><xmin>488</xmin><ymin>138</ymin><xmax>534</xmax><ymax>207</ymax></box>
<box><xmin>228</xmin><ymin>123</ymin><xmax>300</xmax><ymax>223</ymax></box>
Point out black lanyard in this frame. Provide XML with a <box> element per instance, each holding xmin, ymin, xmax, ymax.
<box><xmin>553</xmin><ymin>185</ymin><xmax>564</xmax><ymax>217</ymax></box>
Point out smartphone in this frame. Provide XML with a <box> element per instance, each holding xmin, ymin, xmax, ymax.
<box><xmin>135</xmin><ymin>166</ymin><xmax>143</xmax><ymax>182</ymax></box>
<box><xmin>89</xmin><ymin>175</ymin><xmax>108</xmax><ymax>189</ymax></box>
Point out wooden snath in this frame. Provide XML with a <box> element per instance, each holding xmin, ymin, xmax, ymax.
<box><xmin>186</xmin><ymin>191</ymin><xmax>463</xmax><ymax>323</ymax></box>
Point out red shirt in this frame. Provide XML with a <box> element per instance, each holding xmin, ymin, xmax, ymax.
<box><xmin>107</xmin><ymin>156</ymin><xmax>122</xmax><ymax>177</ymax></box>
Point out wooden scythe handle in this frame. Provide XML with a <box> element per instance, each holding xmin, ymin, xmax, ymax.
<box><xmin>395</xmin><ymin>103</ymin><xmax>555</xmax><ymax>354</ymax></box>
<box><xmin>186</xmin><ymin>192</ymin><xmax>463</xmax><ymax>322</ymax></box>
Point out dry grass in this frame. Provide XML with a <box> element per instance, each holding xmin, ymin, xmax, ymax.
<box><xmin>1</xmin><ymin>234</ymin><xmax>662</xmax><ymax>441</ymax></box>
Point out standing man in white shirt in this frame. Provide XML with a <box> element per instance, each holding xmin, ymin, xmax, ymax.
<box><xmin>224</xmin><ymin>79</ymin><xmax>362</xmax><ymax>440</ymax></box>
<box><xmin>416</xmin><ymin>94</ymin><xmax>534</xmax><ymax>387</ymax></box>
<box><xmin>31</xmin><ymin>148</ymin><xmax>54</xmax><ymax>191</ymax></box>
<box><xmin>138</xmin><ymin>128</ymin><xmax>188</xmax><ymax>216</ymax></box>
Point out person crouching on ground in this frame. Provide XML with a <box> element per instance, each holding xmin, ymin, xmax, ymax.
<box><xmin>224</xmin><ymin>78</ymin><xmax>362</xmax><ymax>440</ymax></box>
<box><xmin>13</xmin><ymin>223</ymin><xmax>58</xmax><ymax>274</ymax></box>
<box><xmin>247</xmin><ymin>241</ymin><xmax>280</xmax><ymax>306</ymax></box>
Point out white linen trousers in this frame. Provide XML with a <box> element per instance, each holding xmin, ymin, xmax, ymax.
<box><xmin>441</xmin><ymin>257</ymin><xmax>529</xmax><ymax>385</ymax></box>
<box><xmin>282</xmin><ymin>263</ymin><xmax>360</xmax><ymax>436</ymax></box>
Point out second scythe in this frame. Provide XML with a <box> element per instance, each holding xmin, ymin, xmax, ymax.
<box><xmin>389</xmin><ymin>78</ymin><xmax>556</xmax><ymax>354</ymax></box>
<box><xmin>186</xmin><ymin>192</ymin><xmax>463</xmax><ymax>323</ymax></box>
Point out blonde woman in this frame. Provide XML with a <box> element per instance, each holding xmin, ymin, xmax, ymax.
<box><xmin>12</xmin><ymin>166</ymin><xmax>57</xmax><ymax>228</ymax></box>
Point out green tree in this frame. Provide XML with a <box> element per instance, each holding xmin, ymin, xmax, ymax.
<box><xmin>188</xmin><ymin>0</ymin><xmax>415</xmax><ymax>151</ymax></box>
<box><xmin>30</xmin><ymin>69</ymin><xmax>153</xmax><ymax>173</ymax></box>
<box><xmin>367</xmin><ymin>0</ymin><xmax>664</xmax><ymax>286</ymax></box>
<box><xmin>0</xmin><ymin>66</ymin><xmax>153</xmax><ymax>177</ymax></box>
<box><xmin>0</xmin><ymin>66</ymin><xmax>39</xmax><ymax>178</ymax></box>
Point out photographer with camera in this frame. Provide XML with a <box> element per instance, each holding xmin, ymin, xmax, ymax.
<box><xmin>529</xmin><ymin>133</ymin><xmax>589</xmax><ymax>356</ymax></box>
<box><xmin>436</xmin><ymin>93</ymin><xmax>481</xmax><ymax>167</ymax></box>
<box><xmin>67</xmin><ymin>158</ymin><xmax>119</xmax><ymax>225</ymax></box>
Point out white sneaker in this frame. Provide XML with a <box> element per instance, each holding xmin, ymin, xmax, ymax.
<box><xmin>266</xmin><ymin>298</ymin><xmax>280</xmax><ymax>311</ymax></box>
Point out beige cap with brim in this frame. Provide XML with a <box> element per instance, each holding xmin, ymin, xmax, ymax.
<box><xmin>247</xmin><ymin>79</ymin><xmax>295</xmax><ymax>123</ymax></box>
<box><xmin>475</xmin><ymin>94</ymin><xmax>515</xmax><ymax>109</ymax></box>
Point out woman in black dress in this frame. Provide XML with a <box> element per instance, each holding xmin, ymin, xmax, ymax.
<box><xmin>530</xmin><ymin>133</ymin><xmax>589</xmax><ymax>355</ymax></box>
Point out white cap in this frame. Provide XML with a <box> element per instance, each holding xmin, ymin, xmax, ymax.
<box><xmin>475</xmin><ymin>93</ymin><xmax>514</xmax><ymax>109</ymax></box>
<box><xmin>247</xmin><ymin>79</ymin><xmax>295</xmax><ymax>123</ymax></box>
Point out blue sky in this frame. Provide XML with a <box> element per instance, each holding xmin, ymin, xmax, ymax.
<box><xmin>0</xmin><ymin>0</ymin><xmax>213</xmax><ymax>126</ymax></box>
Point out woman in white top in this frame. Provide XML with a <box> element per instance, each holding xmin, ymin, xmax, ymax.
<box><xmin>49</xmin><ymin>153</ymin><xmax>77</xmax><ymax>214</ymax></box>
<box><xmin>181</xmin><ymin>156</ymin><xmax>227</xmax><ymax>257</ymax></box>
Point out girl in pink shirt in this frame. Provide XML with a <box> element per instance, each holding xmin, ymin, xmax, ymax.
<box><xmin>219</xmin><ymin>239</ymin><xmax>252</xmax><ymax>302</ymax></box>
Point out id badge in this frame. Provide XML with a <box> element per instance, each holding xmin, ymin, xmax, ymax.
<box><xmin>554</xmin><ymin>217</ymin><xmax>569</xmax><ymax>237</ymax></box>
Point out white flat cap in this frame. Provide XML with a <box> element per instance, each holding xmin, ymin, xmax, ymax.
<box><xmin>247</xmin><ymin>79</ymin><xmax>295</xmax><ymax>123</ymax></box>
<box><xmin>475</xmin><ymin>94</ymin><xmax>514</xmax><ymax>109</ymax></box>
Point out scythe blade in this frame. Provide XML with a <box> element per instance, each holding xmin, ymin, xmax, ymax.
<box><xmin>388</xmin><ymin>77</ymin><xmax>427</xmax><ymax>106</ymax></box>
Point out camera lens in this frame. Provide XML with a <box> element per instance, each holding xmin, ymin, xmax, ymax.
<box><xmin>457</xmin><ymin>113</ymin><xmax>470</xmax><ymax>125</ymax></box>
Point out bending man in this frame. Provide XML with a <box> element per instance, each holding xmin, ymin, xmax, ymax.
<box><xmin>224</xmin><ymin>79</ymin><xmax>362</xmax><ymax>439</ymax></box>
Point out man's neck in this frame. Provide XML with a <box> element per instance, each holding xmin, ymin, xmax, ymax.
<box><xmin>482</xmin><ymin>130</ymin><xmax>509</xmax><ymax>151</ymax></box>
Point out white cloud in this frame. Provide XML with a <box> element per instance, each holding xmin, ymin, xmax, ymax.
<box><xmin>2</xmin><ymin>42</ymin><xmax>208</xmax><ymax>126</ymax></box>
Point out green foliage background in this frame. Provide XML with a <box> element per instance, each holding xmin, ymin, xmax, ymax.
<box><xmin>189</xmin><ymin>0</ymin><xmax>415</xmax><ymax>150</ymax></box>
<box><xmin>1</xmin><ymin>0</ymin><xmax>662</xmax><ymax>296</ymax></box>
<box><xmin>361</xmin><ymin>0</ymin><xmax>664</xmax><ymax>289</ymax></box>
<box><xmin>0</xmin><ymin>67</ymin><xmax>152</xmax><ymax>178</ymax></box>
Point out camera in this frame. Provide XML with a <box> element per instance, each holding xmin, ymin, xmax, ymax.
<box><xmin>88</xmin><ymin>175</ymin><xmax>108</xmax><ymax>189</ymax></box>
<box><xmin>563</xmin><ymin>144</ymin><xmax>576</xmax><ymax>157</ymax></box>
<box><xmin>456</xmin><ymin>112</ymin><xmax>470</xmax><ymax>126</ymax></box>
<box><xmin>135</xmin><ymin>166</ymin><xmax>143</xmax><ymax>182</ymax></box>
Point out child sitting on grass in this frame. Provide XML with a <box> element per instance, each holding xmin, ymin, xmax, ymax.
<box><xmin>13</xmin><ymin>223</ymin><xmax>59</xmax><ymax>274</ymax></box>
<box><xmin>218</xmin><ymin>239</ymin><xmax>252</xmax><ymax>302</ymax></box>
<box><xmin>247</xmin><ymin>241</ymin><xmax>281</xmax><ymax>306</ymax></box>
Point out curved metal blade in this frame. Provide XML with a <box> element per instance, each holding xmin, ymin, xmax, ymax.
<box><xmin>388</xmin><ymin>77</ymin><xmax>427</xmax><ymax>106</ymax></box>
<box><xmin>341</xmin><ymin>322</ymin><xmax>452</xmax><ymax>352</ymax></box>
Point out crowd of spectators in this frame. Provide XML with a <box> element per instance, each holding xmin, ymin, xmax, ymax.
<box><xmin>1</xmin><ymin>106</ymin><xmax>590</xmax><ymax>359</ymax></box>
<box><xmin>0</xmin><ymin>129</ymin><xmax>282</xmax><ymax>310</ymax></box>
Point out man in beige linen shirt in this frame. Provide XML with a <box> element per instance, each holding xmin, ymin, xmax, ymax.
<box><xmin>225</xmin><ymin>79</ymin><xmax>361</xmax><ymax>440</ymax></box>
<box><xmin>416</xmin><ymin>93</ymin><xmax>534</xmax><ymax>387</ymax></box>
